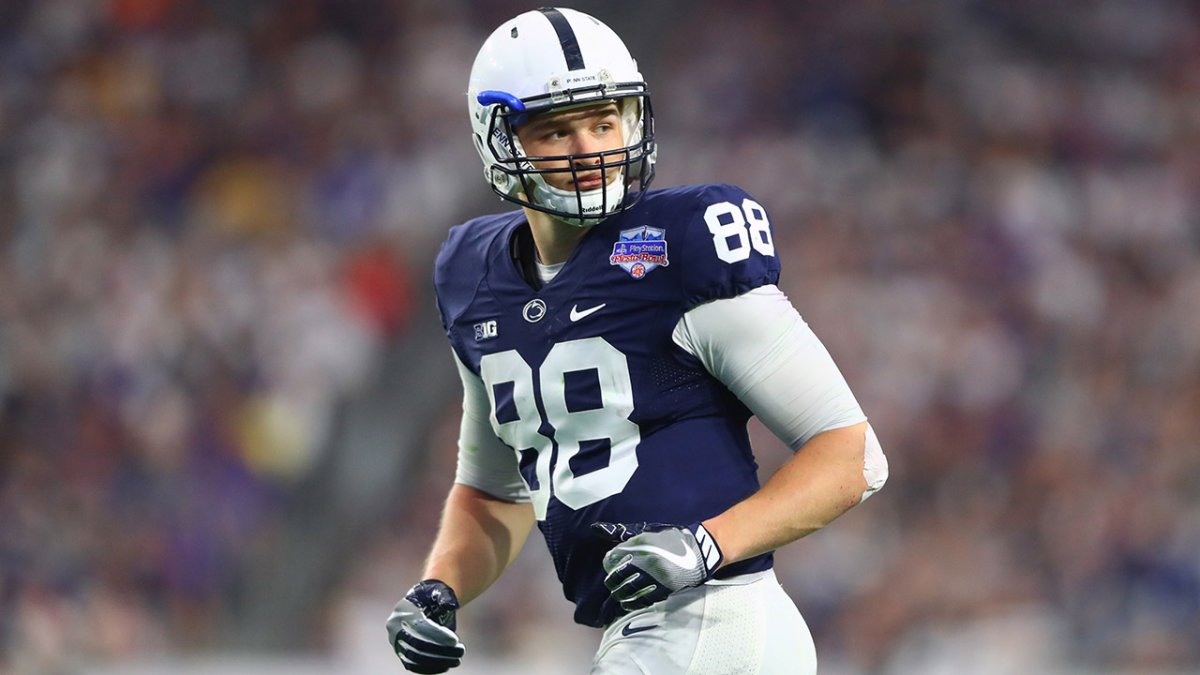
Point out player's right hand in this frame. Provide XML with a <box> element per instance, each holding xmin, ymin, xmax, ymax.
<box><xmin>386</xmin><ymin>579</ymin><xmax>465</xmax><ymax>674</ymax></box>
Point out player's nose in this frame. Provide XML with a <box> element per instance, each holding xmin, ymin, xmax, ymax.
<box><xmin>570</xmin><ymin>133</ymin><xmax>606</xmax><ymax>164</ymax></box>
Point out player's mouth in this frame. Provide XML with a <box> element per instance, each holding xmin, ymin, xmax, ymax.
<box><xmin>572</xmin><ymin>168</ymin><xmax>620</xmax><ymax>191</ymax></box>
<box><xmin>574</xmin><ymin>174</ymin><xmax>604</xmax><ymax>190</ymax></box>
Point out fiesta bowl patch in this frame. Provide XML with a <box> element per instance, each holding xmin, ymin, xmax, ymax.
<box><xmin>610</xmin><ymin>226</ymin><xmax>669</xmax><ymax>279</ymax></box>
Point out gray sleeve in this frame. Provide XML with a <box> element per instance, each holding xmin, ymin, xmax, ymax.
<box><xmin>451</xmin><ymin>351</ymin><xmax>531</xmax><ymax>503</ymax></box>
<box><xmin>672</xmin><ymin>285</ymin><xmax>867</xmax><ymax>450</ymax></box>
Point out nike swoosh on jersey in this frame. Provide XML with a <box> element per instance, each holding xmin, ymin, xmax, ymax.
<box><xmin>621</xmin><ymin>541</ymin><xmax>696</xmax><ymax>569</ymax></box>
<box><xmin>569</xmin><ymin>303</ymin><xmax>606</xmax><ymax>322</ymax></box>
<box><xmin>621</xmin><ymin>623</ymin><xmax>658</xmax><ymax>637</ymax></box>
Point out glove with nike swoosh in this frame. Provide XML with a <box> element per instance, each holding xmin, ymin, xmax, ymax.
<box><xmin>591</xmin><ymin>521</ymin><xmax>724</xmax><ymax>611</ymax></box>
<box><xmin>386</xmin><ymin>579</ymin><xmax>465</xmax><ymax>673</ymax></box>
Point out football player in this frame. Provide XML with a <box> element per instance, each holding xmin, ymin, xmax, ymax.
<box><xmin>387</xmin><ymin>7</ymin><xmax>888</xmax><ymax>674</ymax></box>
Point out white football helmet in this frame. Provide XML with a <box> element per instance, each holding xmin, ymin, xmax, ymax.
<box><xmin>467</xmin><ymin>7</ymin><xmax>656</xmax><ymax>226</ymax></box>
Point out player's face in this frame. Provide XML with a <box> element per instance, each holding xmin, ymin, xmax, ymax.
<box><xmin>515</xmin><ymin>103</ymin><xmax>625</xmax><ymax>192</ymax></box>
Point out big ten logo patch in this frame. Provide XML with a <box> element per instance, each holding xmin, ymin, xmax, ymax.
<box><xmin>474</xmin><ymin>320</ymin><xmax>498</xmax><ymax>341</ymax></box>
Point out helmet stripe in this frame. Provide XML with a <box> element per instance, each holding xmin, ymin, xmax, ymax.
<box><xmin>536</xmin><ymin>7</ymin><xmax>585</xmax><ymax>71</ymax></box>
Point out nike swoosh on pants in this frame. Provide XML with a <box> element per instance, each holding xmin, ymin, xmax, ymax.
<box><xmin>621</xmin><ymin>623</ymin><xmax>658</xmax><ymax>636</ymax></box>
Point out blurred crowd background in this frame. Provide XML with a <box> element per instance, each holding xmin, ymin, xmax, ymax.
<box><xmin>2</xmin><ymin>0</ymin><xmax>1199</xmax><ymax>673</ymax></box>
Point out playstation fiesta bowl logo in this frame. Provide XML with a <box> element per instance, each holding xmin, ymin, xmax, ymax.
<box><xmin>610</xmin><ymin>226</ymin><xmax>668</xmax><ymax>279</ymax></box>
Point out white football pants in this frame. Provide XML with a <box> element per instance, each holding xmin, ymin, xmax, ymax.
<box><xmin>590</xmin><ymin>569</ymin><xmax>817</xmax><ymax>674</ymax></box>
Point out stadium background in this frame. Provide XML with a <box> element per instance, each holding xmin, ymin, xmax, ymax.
<box><xmin>2</xmin><ymin>0</ymin><xmax>1198</xmax><ymax>673</ymax></box>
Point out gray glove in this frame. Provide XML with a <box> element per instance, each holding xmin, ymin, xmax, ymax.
<box><xmin>386</xmin><ymin>579</ymin><xmax>465</xmax><ymax>674</ymax></box>
<box><xmin>592</xmin><ymin>521</ymin><xmax>724</xmax><ymax>611</ymax></box>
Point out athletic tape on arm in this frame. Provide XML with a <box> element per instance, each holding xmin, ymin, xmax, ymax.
<box><xmin>860</xmin><ymin>423</ymin><xmax>888</xmax><ymax>502</ymax></box>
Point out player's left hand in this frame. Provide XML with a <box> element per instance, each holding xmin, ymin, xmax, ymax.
<box><xmin>386</xmin><ymin>579</ymin><xmax>465</xmax><ymax>674</ymax></box>
<box><xmin>591</xmin><ymin>521</ymin><xmax>724</xmax><ymax>611</ymax></box>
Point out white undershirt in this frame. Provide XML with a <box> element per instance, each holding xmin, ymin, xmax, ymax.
<box><xmin>452</xmin><ymin>284</ymin><xmax>885</xmax><ymax>502</ymax></box>
<box><xmin>535</xmin><ymin>260</ymin><xmax>565</xmax><ymax>285</ymax></box>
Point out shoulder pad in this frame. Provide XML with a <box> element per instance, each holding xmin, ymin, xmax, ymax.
<box><xmin>653</xmin><ymin>184</ymin><xmax>781</xmax><ymax>311</ymax></box>
<box><xmin>434</xmin><ymin>211</ymin><xmax>519</xmax><ymax>331</ymax></box>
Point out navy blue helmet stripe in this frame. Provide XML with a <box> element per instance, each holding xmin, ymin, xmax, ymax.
<box><xmin>537</xmin><ymin>7</ymin><xmax>585</xmax><ymax>71</ymax></box>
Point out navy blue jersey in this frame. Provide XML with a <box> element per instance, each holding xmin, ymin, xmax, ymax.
<box><xmin>435</xmin><ymin>184</ymin><xmax>782</xmax><ymax>628</ymax></box>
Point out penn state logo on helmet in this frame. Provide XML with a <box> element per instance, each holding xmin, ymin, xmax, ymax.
<box><xmin>467</xmin><ymin>8</ymin><xmax>657</xmax><ymax>227</ymax></box>
<box><xmin>610</xmin><ymin>226</ymin><xmax>668</xmax><ymax>279</ymax></box>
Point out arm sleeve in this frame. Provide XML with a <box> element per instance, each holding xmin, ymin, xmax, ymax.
<box><xmin>451</xmin><ymin>350</ymin><xmax>531</xmax><ymax>503</ymax></box>
<box><xmin>671</xmin><ymin>285</ymin><xmax>867</xmax><ymax>450</ymax></box>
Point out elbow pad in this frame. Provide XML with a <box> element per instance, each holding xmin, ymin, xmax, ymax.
<box><xmin>860</xmin><ymin>424</ymin><xmax>888</xmax><ymax>503</ymax></box>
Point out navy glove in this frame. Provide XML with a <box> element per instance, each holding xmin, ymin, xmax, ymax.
<box><xmin>386</xmin><ymin>579</ymin><xmax>465</xmax><ymax>674</ymax></box>
<box><xmin>591</xmin><ymin>521</ymin><xmax>724</xmax><ymax>611</ymax></box>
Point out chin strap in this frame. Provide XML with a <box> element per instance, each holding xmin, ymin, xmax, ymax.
<box><xmin>530</xmin><ymin>177</ymin><xmax>627</xmax><ymax>227</ymax></box>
